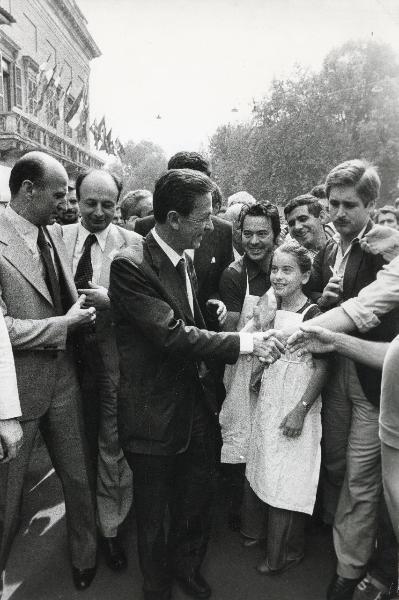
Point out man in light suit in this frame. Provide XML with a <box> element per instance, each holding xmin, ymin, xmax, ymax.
<box><xmin>109</xmin><ymin>168</ymin><xmax>284</xmax><ymax>600</ymax></box>
<box><xmin>0</xmin><ymin>151</ymin><xmax>97</xmax><ymax>592</ymax></box>
<box><xmin>63</xmin><ymin>169</ymin><xmax>142</xmax><ymax>571</ymax></box>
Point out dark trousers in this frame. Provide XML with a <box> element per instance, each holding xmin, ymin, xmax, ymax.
<box><xmin>124</xmin><ymin>401</ymin><xmax>216</xmax><ymax>600</ymax></box>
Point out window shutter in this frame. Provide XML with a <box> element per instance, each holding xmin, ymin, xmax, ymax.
<box><xmin>0</xmin><ymin>53</ymin><xmax>4</xmax><ymax>112</ymax></box>
<box><xmin>14</xmin><ymin>64</ymin><xmax>22</xmax><ymax>108</ymax></box>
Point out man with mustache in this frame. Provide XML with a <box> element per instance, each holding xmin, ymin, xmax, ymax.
<box><xmin>307</xmin><ymin>159</ymin><xmax>399</xmax><ymax>600</ymax></box>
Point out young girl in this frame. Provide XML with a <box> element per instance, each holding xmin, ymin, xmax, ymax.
<box><xmin>245</xmin><ymin>241</ymin><xmax>328</xmax><ymax>574</ymax></box>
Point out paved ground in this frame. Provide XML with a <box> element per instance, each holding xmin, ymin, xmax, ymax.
<box><xmin>3</xmin><ymin>443</ymin><xmax>336</xmax><ymax>600</ymax></box>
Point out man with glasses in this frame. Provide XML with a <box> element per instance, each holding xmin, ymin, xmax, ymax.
<box><xmin>109</xmin><ymin>169</ymin><xmax>284</xmax><ymax>600</ymax></box>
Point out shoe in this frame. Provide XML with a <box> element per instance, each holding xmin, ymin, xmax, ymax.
<box><xmin>175</xmin><ymin>572</ymin><xmax>212</xmax><ymax>599</ymax></box>
<box><xmin>101</xmin><ymin>536</ymin><xmax>127</xmax><ymax>571</ymax></box>
<box><xmin>352</xmin><ymin>577</ymin><xmax>391</xmax><ymax>600</ymax></box>
<box><xmin>256</xmin><ymin>555</ymin><xmax>303</xmax><ymax>575</ymax></box>
<box><xmin>72</xmin><ymin>566</ymin><xmax>96</xmax><ymax>591</ymax></box>
<box><xmin>228</xmin><ymin>511</ymin><xmax>241</xmax><ymax>532</ymax></box>
<box><xmin>327</xmin><ymin>575</ymin><xmax>362</xmax><ymax>600</ymax></box>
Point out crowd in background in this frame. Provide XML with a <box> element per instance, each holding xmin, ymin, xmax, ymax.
<box><xmin>0</xmin><ymin>150</ymin><xmax>399</xmax><ymax>600</ymax></box>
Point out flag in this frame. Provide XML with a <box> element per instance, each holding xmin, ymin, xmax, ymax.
<box><xmin>115</xmin><ymin>137</ymin><xmax>125</xmax><ymax>158</ymax></box>
<box><xmin>90</xmin><ymin>119</ymin><xmax>101</xmax><ymax>149</ymax></box>
<box><xmin>98</xmin><ymin>116</ymin><xmax>107</xmax><ymax>151</ymax></box>
<box><xmin>77</xmin><ymin>88</ymin><xmax>89</xmax><ymax>144</ymax></box>
<box><xmin>105</xmin><ymin>128</ymin><xmax>115</xmax><ymax>155</ymax></box>
<box><xmin>36</xmin><ymin>54</ymin><xmax>51</xmax><ymax>86</ymax></box>
<box><xmin>65</xmin><ymin>85</ymin><xmax>85</xmax><ymax>129</ymax></box>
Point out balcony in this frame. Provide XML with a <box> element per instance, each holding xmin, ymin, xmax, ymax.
<box><xmin>0</xmin><ymin>109</ymin><xmax>104</xmax><ymax>172</ymax></box>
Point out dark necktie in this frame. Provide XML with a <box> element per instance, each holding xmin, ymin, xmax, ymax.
<box><xmin>37</xmin><ymin>226</ymin><xmax>63</xmax><ymax>315</ymax></box>
<box><xmin>74</xmin><ymin>233</ymin><xmax>97</xmax><ymax>290</ymax></box>
<box><xmin>176</xmin><ymin>257</ymin><xmax>187</xmax><ymax>285</ymax></box>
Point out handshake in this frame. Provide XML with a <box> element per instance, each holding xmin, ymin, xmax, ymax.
<box><xmin>251</xmin><ymin>330</ymin><xmax>286</xmax><ymax>364</ymax></box>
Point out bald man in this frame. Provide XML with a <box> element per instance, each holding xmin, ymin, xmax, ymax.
<box><xmin>0</xmin><ymin>152</ymin><xmax>97</xmax><ymax>591</ymax></box>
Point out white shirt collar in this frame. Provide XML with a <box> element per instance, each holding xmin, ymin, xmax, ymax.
<box><xmin>78</xmin><ymin>221</ymin><xmax>111</xmax><ymax>252</ymax></box>
<box><xmin>332</xmin><ymin>221</ymin><xmax>369</xmax><ymax>249</ymax></box>
<box><xmin>151</xmin><ymin>227</ymin><xmax>183</xmax><ymax>267</ymax></box>
<box><xmin>5</xmin><ymin>205</ymin><xmax>39</xmax><ymax>254</ymax></box>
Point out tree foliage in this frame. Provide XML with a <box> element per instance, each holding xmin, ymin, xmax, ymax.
<box><xmin>209</xmin><ymin>41</ymin><xmax>399</xmax><ymax>205</ymax></box>
<box><xmin>118</xmin><ymin>140</ymin><xmax>167</xmax><ymax>193</ymax></box>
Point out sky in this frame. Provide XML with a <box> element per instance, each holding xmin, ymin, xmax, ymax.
<box><xmin>77</xmin><ymin>0</ymin><xmax>399</xmax><ymax>158</ymax></box>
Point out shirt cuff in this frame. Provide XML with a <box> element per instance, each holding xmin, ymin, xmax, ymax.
<box><xmin>341</xmin><ymin>298</ymin><xmax>381</xmax><ymax>333</ymax></box>
<box><xmin>239</xmin><ymin>332</ymin><xmax>253</xmax><ymax>354</ymax></box>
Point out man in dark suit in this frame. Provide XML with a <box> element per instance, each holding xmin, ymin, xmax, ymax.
<box><xmin>109</xmin><ymin>168</ymin><xmax>283</xmax><ymax>600</ymax></box>
<box><xmin>0</xmin><ymin>152</ymin><xmax>97</xmax><ymax>591</ymax></box>
<box><xmin>134</xmin><ymin>151</ymin><xmax>234</xmax><ymax>330</ymax></box>
<box><xmin>307</xmin><ymin>160</ymin><xmax>399</xmax><ymax>600</ymax></box>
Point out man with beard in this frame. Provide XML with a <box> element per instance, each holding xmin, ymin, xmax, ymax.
<box><xmin>56</xmin><ymin>180</ymin><xmax>79</xmax><ymax>225</ymax></box>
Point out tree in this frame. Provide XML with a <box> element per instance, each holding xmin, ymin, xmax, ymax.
<box><xmin>119</xmin><ymin>140</ymin><xmax>167</xmax><ymax>193</ymax></box>
<box><xmin>209</xmin><ymin>41</ymin><xmax>399</xmax><ymax>205</ymax></box>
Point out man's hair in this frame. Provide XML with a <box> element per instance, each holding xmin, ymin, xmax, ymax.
<box><xmin>310</xmin><ymin>184</ymin><xmax>327</xmax><ymax>199</ymax></box>
<box><xmin>227</xmin><ymin>191</ymin><xmax>256</xmax><ymax>207</ymax></box>
<box><xmin>238</xmin><ymin>202</ymin><xmax>281</xmax><ymax>242</ymax></box>
<box><xmin>377</xmin><ymin>205</ymin><xmax>399</xmax><ymax>222</ymax></box>
<box><xmin>274</xmin><ymin>241</ymin><xmax>312</xmax><ymax>274</ymax></box>
<box><xmin>75</xmin><ymin>169</ymin><xmax>123</xmax><ymax>202</ymax></box>
<box><xmin>325</xmin><ymin>159</ymin><xmax>380</xmax><ymax>206</ymax></box>
<box><xmin>284</xmin><ymin>194</ymin><xmax>322</xmax><ymax>219</ymax></box>
<box><xmin>9</xmin><ymin>154</ymin><xmax>47</xmax><ymax>196</ymax></box>
<box><xmin>119</xmin><ymin>189</ymin><xmax>152</xmax><ymax>220</ymax></box>
<box><xmin>153</xmin><ymin>169</ymin><xmax>214</xmax><ymax>223</ymax></box>
<box><xmin>167</xmin><ymin>151</ymin><xmax>211</xmax><ymax>177</ymax></box>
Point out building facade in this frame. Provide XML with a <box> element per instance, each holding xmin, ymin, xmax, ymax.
<box><xmin>0</xmin><ymin>0</ymin><xmax>102</xmax><ymax>201</ymax></box>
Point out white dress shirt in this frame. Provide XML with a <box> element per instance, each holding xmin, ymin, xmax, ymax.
<box><xmin>0</xmin><ymin>309</ymin><xmax>21</xmax><ymax>419</ymax></box>
<box><xmin>332</xmin><ymin>222</ymin><xmax>368</xmax><ymax>277</ymax></box>
<box><xmin>72</xmin><ymin>222</ymin><xmax>111</xmax><ymax>284</ymax></box>
<box><xmin>151</xmin><ymin>228</ymin><xmax>253</xmax><ymax>353</ymax></box>
<box><xmin>152</xmin><ymin>228</ymin><xmax>194</xmax><ymax>314</ymax></box>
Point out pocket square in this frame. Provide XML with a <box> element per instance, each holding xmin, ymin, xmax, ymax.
<box><xmin>211</xmin><ymin>256</ymin><xmax>216</xmax><ymax>264</ymax></box>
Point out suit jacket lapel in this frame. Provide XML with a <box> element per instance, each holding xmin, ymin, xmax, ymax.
<box><xmin>343</xmin><ymin>220</ymin><xmax>372</xmax><ymax>299</ymax></box>
<box><xmin>194</xmin><ymin>228</ymin><xmax>215</xmax><ymax>287</ymax></box>
<box><xmin>61</xmin><ymin>223</ymin><xmax>78</xmax><ymax>270</ymax></box>
<box><xmin>0</xmin><ymin>218</ymin><xmax>53</xmax><ymax>306</ymax></box>
<box><xmin>100</xmin><ymin>224</ymin><xmax>126</xmax><ymax>288</ymax></box>
<box><xmin>47</xmin><ymin>225</ymin><xmax>78</xmax><ymax>304</ymax></box>
<box><xmin>146</xmin><ymin>233</ymin><xmax>195</xmax><ymax>326</ymax></box>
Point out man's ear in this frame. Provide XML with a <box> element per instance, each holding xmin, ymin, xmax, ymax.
<box><xmin>302</xmin><ymin>271</ymin><xmax>311</xmax><ymax>286</ymax></box>
<box><xmin>166</xmin><ymin>210</ymin><xmax>180</xmax><ymax>231</ymax></box>
<box><xmin>20</xmin><ymin>180</ymin><xmax>33</xmax><ymax>197</ymax></box>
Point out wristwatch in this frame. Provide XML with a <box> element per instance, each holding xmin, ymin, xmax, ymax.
<box><xmin>301</xmin><ymin>400</ymin><xmax>311</xmax><ymax>411</ymax></box>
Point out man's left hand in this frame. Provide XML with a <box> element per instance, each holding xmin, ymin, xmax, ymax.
<box><xmin>78</xmin><ymin>282</ymin><xmax>110</xmax><ymax>310</ymax></box>
<box><xmin>206</xmin><ymin>299</ymin><xmax>227</xmax><ymax>326</ymax></box>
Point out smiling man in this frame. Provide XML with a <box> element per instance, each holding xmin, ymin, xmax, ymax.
<box><xmin>109</xmin><ymin>170</ymin><xmax>284</xmax><ymax>600</ymax></box>
<box><xmin>62</xmin><ymin>168</ymin><xmax>142</xmax><ymax>574</ymax></box>
<box><xmin>284</xmin><ymin>194</ymin><xmax>328</xmax><ymax>259</ymax></box>
<box><xmin>306</xmin><ymin>159</ymin><xmax>399</xmax><ymax>600</ymax></box>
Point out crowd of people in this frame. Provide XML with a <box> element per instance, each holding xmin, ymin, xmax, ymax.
<box><xmin>0</xmin><ymin>149</ymin><xmax>398</xmax><ymax>600</ymax></box>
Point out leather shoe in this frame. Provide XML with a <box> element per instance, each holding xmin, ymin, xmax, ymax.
<box><xmin>101</xmin><ymin>536</ymin><xmax>127</xmax><ymax>571</ymax></box>
<box><xmin>256</xmin><ymin>555</ymin><xmax>303</xmax><ymax>575</ymax></box>
<box><xmin>327</xmin><ymin>575</ymin><xmax>362</xmax><ymax>600</ymax></box>
<box><xmin>175</xmin><ymin>572</ymin><xmax>212</xmax><ymax>599</ymax></box>
<box><xmin>72</xmin><ymin>566</ymin><xmax>96</xmax><ymax>591</ymax></box>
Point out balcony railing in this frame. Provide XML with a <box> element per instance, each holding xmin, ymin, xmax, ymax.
<box><xmin>0</xmin><ymin>110</ymin><xmax>103</xmax><ymax>169</ymax></box>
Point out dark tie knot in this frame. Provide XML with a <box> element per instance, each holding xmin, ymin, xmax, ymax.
<box><xmin>84</xmin><ymin>233</ymin><xmax>97</xmax><ymax>248</ymax></box>
<box><xmin>37</xmin><ymin>226</ymin><xmax>49</xmax><ymax>250</ymax></box>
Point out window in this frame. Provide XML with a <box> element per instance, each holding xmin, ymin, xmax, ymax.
<box><xmin>14</xmin><ymin>64</ymin><xmax>22</xmax><ymax>108</ymax></box>
<box><xmin>1</xmin><ymin>59</ymin><xmax>11</xmax><ymax>112</ymax></box>
<box><xmin>26</xmin><ymin>69</ymin><xmax>37</xmax><ymax>114</ymax></box>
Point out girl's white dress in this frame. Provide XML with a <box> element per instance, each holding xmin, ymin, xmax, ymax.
<box><xmin>246</xmin><ymin>307</ymin><xmax>322</xmax><ymax>515</ymax></box>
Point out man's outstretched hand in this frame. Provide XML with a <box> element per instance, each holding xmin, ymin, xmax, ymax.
<box><xmin>252</xmin><ymin>330</ymin><xmax>285</xmax><ymax>364</ymax></box>
<box><xmin>287</xmin><ymin>325</ymin><xmax>336</xmax><ymax>356</ymax></box>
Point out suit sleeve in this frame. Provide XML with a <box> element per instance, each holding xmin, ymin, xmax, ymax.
<box><xmin>0</xmin><ymin>288</ymin><xmax>68</xmax><ymax>351</ymax></box>
<box><xmin>109</xmin><ymin>257</ymin><xmax>240</xmax><ymax>364</ymax></box>
<box><xmin>219</xmin><ymin>266</ymin><xmax>244</xmax><ymax>312</ymax></box>
<box><xmin>0</xmin><ymin>310</ymin><xmax>21</xmax><ymax>418</ymax></box>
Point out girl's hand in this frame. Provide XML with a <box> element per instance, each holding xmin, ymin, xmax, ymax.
<box><xmin>279</xmin><ymin>405</ymin><xmax>307</xmax><ymax>438</ymax></box>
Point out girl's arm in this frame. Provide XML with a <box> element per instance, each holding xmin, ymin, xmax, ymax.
<box><xmin>279</xmin><ymin>358</ymin><xmax>328</xmax><ymax>438</ymax></box>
